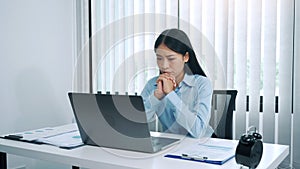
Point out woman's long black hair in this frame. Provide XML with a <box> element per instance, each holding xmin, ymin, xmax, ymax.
<box><xmin>154</xmin><ymin>28</ymin><xmax>206</xmax><ymax>77</ymax></box>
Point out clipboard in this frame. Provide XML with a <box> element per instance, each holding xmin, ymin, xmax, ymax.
<box><xmin>164</xmin><ymin>139</ymin><xmax>235</xmax><ymax>165</ymax></box>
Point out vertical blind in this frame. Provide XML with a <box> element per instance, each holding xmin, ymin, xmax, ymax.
<box><xmin>75</xmin><ymin>0</ymin><xmax>297</xmax><ymax>167</ymax></box>
<box><xmin>182</xmin><ymin>1</ymin><xmax>294</xmax><ymax>167</ymax></box>
<box><xmin>73</xmin><ymin>0</ymin><xmax>90</xmax><ymax>93</ymax></box>
<box><xmin>92</xmin><ymin>0</ymin><xmax>178</xmax><ymax>95</ymax></box>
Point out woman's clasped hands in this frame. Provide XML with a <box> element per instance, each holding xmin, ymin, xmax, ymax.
<box><xmin>154</xmin><ymin>73</ymin><xmax>177</xmax><ymax>100</ymax></box>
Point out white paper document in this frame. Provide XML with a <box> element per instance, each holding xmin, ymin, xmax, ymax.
<box><xmin>1</xmin><ymin>123</ymin><xmax>83</xmax><ymax>149</ymax></box>
<box><xmin>38</xmin><ymin>129</ymin><xmax>83</xmax><ymax>148</ymax></box>
<box><xmin>165</xmin><ymin>139</ymin><xmax>236</xmax><ymax>165</ymax></box>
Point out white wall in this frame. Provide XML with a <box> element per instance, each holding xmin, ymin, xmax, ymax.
<box><xmin>0</xmin><ymin>0</ymin><xmax>74</xmax><ymax>168</ymax></box>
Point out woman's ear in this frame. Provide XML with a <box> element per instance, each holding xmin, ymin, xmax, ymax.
<box><xmin>184</xmin><ymin>52</ymin><xmax>190</xmax><ymax>62</ymax></box>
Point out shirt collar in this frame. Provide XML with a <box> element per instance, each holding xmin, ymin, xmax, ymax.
<box><xmin>179</xmin><ymin>73</ymin><xmax>196</xmax><ymax>87</ymax></box>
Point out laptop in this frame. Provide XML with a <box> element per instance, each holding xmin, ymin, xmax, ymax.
<box><xmin>68</xmin><ymin>92</ymin><xmax>180</xmax><ymax>153</ymax></box>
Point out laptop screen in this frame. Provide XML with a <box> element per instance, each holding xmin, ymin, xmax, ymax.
<box><xmin>69</xmin><ymin>92</ymin><xmax>151</xmax><ymax>137</ymax></box>
<box><xmin>68</xmin><ymin>92</ymin><xmax>180</xmax><ymax>153</ymax></box>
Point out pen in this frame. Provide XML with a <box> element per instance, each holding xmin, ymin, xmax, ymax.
<box><xmin>181</xmin><ymin>154</ymin><xmax>208</xmax><ymax>161</ymax></box>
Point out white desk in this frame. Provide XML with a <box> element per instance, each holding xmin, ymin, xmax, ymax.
<box><xmin>0</xmin><ymin>132</ymin><xmax>289</xmax><ymax>169</ymax></box>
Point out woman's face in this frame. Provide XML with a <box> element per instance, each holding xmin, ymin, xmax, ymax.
<box><xmin>155</xmin><ymin>43</ymin><xmax>189</xmax><ymax>81</ymax></box>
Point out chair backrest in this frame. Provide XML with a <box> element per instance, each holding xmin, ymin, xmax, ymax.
<box><xmin>209</xmin><ymin>90</ymin><xmax>238</xmax><ymax>140</ymax></box>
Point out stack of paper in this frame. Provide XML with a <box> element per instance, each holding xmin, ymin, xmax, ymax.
<box><xmin>1</xmin><ymin>123</ymin><xmax>83</xmax><ymax>149</ymax></box>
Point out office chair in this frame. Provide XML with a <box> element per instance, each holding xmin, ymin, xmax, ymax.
<box><xmin>210</xmin><ymin>90</ymin><xmax>238</xmax><ymax>140</ymax></box>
